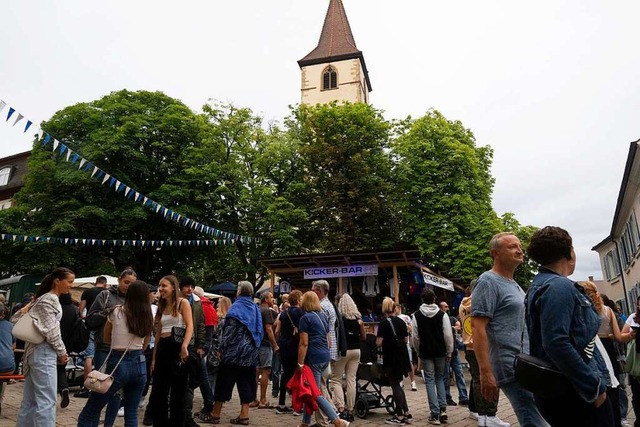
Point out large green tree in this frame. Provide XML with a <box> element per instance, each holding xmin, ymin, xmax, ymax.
<box><xmin>0</xmin><ymin>90</ymin><xmax>205</xmax><ymax>279</ymax></box>
<box><xmin>287</xmin><ymin>102</ymin><xmax>401</xmax><ymax>251</ymax></box>
<box><xmin>392</xmin><ymin>110</ymin><xmax>502</xmax><ymax>280</ymax></box>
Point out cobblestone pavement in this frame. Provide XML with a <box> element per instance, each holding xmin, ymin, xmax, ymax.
<box><xmin>0</xmin><ymin>373</ymin><xmax>635</xmax><ymax>427</ymax></box>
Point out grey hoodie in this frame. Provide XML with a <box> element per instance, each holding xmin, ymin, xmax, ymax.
<box><xmin>411</xmin><ymin>303</ymin><xmax>454</xmax><ymax>357</ymax></box>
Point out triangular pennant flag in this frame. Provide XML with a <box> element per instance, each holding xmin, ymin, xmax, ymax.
<box><xmin>124</xmin><ymin>187</ymin><xmax>132</xmax><ymax>197</ymax></box>
<box><xmin>79</xmin><ymin>158</ymin><xmax>86</xmax><ymax>169</ymax></box>
<box><xmin>0</xmin><ymin>101</ymin><xmax>6</xmax><ymax>114</ymax></box>
<box><xmin>109</xmin><ymin>177</ymin><xmax>116</xmax><ymax>188</ymax></box>
<box><xmin>6</xmin><ymin>107</ymin><xmax>15</xmax><ymax>121</ymax></box>
<box><xmin>65</xmin><ymin>148</ymin><xmax>73</xmax><ymax>162</ymax></box>
<box><xmin>59</xmin><ymin>144</ymin><xmax>67</xmax><ymax>155</ymax></box>
<box><xmin>91</xmin><ymin>166</ymin><xmax>99</xmax><ymax>178</ymax></box>
<box><xmin>102</xmin><ymin>173</ymin><xmax>111</xmax><ymax>185</ymax></box>
<box><xmin>24</xmin><ymin>120</ymin><xmax>32</xmax><ymax>133</ymax></box>
<box><xmin>42</xmin><ymin>134</ymin><xmax>52</xmax><ymax>147</ymax></box>
<box><xmin>13</xmin><ymin>113</ymin><xmax>24</xmax><ymax>127</ymax></box>
<box><xmin>53</xmin><ymin>139</ymin><xmax>59</xmax><ymax>152</ymax></box>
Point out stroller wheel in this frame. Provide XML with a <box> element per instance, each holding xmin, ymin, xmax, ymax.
<box><xmin>355</xmin><ymin>396</ymin><xmax>369</xmax><ymax>418</ymax></box>
<box><xmin>384</xmin><ymin>395</ymin><xmax>396</xmax><ymax>415</ymax></box>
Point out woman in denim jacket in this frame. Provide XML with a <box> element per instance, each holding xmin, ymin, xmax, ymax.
<box><xmin>525</xmin><ymin>226</ymin><xmax>615</xmax><ymax>427</ymax></box>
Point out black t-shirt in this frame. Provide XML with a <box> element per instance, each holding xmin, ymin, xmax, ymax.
<box><xmin>343</xmin><ymin>317</ymin><xmax>361</xmax><ymax>350</ymax></box>
<box><xmin>82</xmin><ymin>287</ymin><xmax>106</xmax><ymax>313</ymax></box>
<box><xmin>278</xmin><ymin>306</ymin><xmax>304</xmax><ymax>356</ymax></box>
<box><xmin>261</xmin><ymin>306</ymin><xmax>276</xmax><ymax>347</ymax></box>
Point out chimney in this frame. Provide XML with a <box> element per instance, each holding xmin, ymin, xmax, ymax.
<box><xmin>589</xmin><ymin>275</ymin><xmax>594</xmax><ymax>281</ymax></box>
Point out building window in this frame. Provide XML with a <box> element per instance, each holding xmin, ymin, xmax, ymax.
<box><xmin>322</xmin><ymin>66</ymin><xmax>338</xmax><ymax>90</ymax></box>
<box><xmin>0</xmin><ymin>167</ymin><xmax>10</xmax><ymax>186</ymax></box>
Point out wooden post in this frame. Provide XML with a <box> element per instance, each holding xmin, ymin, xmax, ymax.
<box><xmin>270</xmin><ymin>272</ymin><xmax>275</xmax><ymax>294</ymax></box>
<box><xmin>338</xmin><ymin>277</ymin><xmax>344</xmax><ymax>295</ymax></box>
<box><xmin>393</xmin><ymin>265</ymin><xmax>399</xmax><ymax>304</ymax></box>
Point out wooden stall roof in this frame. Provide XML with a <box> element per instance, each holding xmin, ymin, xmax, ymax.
<box><xmin>256</xmin><ymin>246</ymin><xmax>423</xmax><ymax>275</ymax></box>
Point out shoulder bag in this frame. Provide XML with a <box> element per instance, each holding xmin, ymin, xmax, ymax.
<box><xmin>513</xmin><ymin>291</ymin><xmax>571</xmax><ymax>398</ymax></box>
<box><xmin>84</xmin><ymin>337</ymin><xmax>134</xmax><ymax>394</ymax></box>
<box><xmin>11</xmin><ymin>299</ymin><xmax>45</xmax><ymax>344</ymax></box>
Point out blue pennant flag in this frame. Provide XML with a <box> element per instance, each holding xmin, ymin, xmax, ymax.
<box><xmin>6</xmin><ymin>107</ymin><xmax>15</xmax><ymax>121</ymax></box>
<box><xmin>43</xmin><ymin>134</ymin><xmax>51</xmax><ymax>147</ymax></box>
<box><xmin>24</xmin><ymin>120</ymin><xmax>32</xmax><ymax>133</ymax></box>
<box><xmin>59</xmin><ymin>144</ymin><xmax>67</xmax><ymax>155</ymax></box>
<box><xmin>109</xmin><ymin>177</ymin><xmax>116</xmax><ymax>188</ymax></box>
<box><xmin>71</xmin><ymin>153</ymin><xmax>80</xmax><ymax>165</ymax></box>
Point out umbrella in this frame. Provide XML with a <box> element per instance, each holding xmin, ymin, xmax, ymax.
<box><xmin>207</xmin><ymin>281</ymin><xmax>237</xmax><ymax>293</ymax></box>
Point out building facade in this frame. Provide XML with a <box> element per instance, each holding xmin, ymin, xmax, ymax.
<box><xmin>298</xmin><ymin>0</ymin><xmax>372</xmax><ymax>105</ymax></box>
<box><xmin>0</xmin><ymin>150</ymin><xmax>30</xmax><ymax>210</ymax></box>
<box><xmin>593</xmin><ymin>139</ymin><xmax>640</xmax><ymax>314</ymax></box>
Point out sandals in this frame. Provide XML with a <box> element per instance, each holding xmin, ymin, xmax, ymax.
<box><xmin>258</xmin><ymin>402</ymin><xmax>273</xmax><ymax>409</ymax></box>
<box><xmin>230</xmin><ymin>417</ymin><xmax>250</xmax><ymax>425</ymax></box>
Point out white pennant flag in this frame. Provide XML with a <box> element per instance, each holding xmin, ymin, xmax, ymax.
<box><xmin>66</xmin><ymin>149</ymin><xmax>73</xmax><ymax>162</ymax></box>
<box><xmin>79</xmin><ymin>158</ymin><xmax>86</xmax><ymax>169</ymax></box>
<box><xmin>91</xmin><ymin>166</ymin><xmax>99</xmax><ymax>178</ymax></box>
<box><xmin>53</xmin><ymin>139</ymin><xmax>59</xmax><ymax>152</ymax></box>
<box><xmin>155</xmin><ymin>204</ymin><xmax>162</xmax><ymax>213</ymax></box>
<box><xmin>114</xmin><ymin>180</ymin><xmax>121</xmax><ymax>192</ymax></box>
<box><xmin>0</xmin><ymin>101</ymin><xmax>6</xmax><ymax>114</ymax></box>
<box><xmin>13</xmin><ymin>113</ymin><xmax>24</xmax><ymax>127</ymax></box>
<box><xmin>124</xmin><ymin>187</ymin><xmax>132</xmax><ymax>197</ymax></box>
<box><xmin>12</xmin><ymin>235</ymin><xmax>17</xmax><ymax>241</ymax></box>
<box><xmin>102</xmin><ymin>173</ymin><xmax>111</xmax><ymax>185</ymax></box>
<box><xmin>64</xmin><ymin>238</ymin><xmax>69</xmax><ymax>244</ymax></box>
<box><xmin>135</xmin><ymin>192</ymin><xmax>139</xmax><ymax>201</ymax></box>
<box><xmin>143</xmin><ymin>197</ymin><xmax>148</xmax><ymax>205</ymax></box>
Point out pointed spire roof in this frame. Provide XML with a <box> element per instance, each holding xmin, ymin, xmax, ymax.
<box><xmin>298</xmin><ymin>0</ymin><xmax>372</xmax><ymax>90</ymax></box>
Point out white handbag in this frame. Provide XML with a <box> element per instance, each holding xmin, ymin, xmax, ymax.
<box><xmin>12</xmin><ymin>305</ymin><xmax>45</xmax><ymax>344</ymax></box>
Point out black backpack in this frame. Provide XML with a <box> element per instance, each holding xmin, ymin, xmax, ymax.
<box><xmin>64</xmin><ymin>316</ymin><xmax>89</xmax><ymax>353</ymax></box>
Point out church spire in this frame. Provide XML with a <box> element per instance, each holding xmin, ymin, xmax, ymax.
<box><xmin>298</xmin><ymin>0</ymin><xmax>361</xmax><ymax>65</ymax></box>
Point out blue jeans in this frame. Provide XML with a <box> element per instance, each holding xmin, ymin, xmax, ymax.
<box><xmin>17</xmin><ymin>342</ymin><xmax>58</xmax><ymax>427</ymax></box>
<box><xmin>302</xmin><ymin>362</ymin><xmax>339</xmax><ymax>425</ymax></box>
<box><xmin>94</xmin><ymin>348</ymin><xmax>121</xmax><ymax>426</ymax></box>
<box><xmin>500</xmin><ymin>380</ymin><xmax>550</xmax><ymax>427</ymax></box>
<box><xmin>422</xmin><ymin>357</ymin><xmax>447</xmax><ymax>417</ymax></box>
<box><xmin>78</xmin><ymin>349</ymin><xmax>147</xmax><ymax>427</ymax></box>
<box><xmin>444</xmin><ymin>349</ymin><xmax>468</xmax><ymax>401</ymax></box>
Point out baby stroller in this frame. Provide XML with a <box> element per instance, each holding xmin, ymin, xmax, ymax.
<box><xmin>353</xmin><ymin>333</ymin><xmax>395</xmax><ymax>418</ymax></box>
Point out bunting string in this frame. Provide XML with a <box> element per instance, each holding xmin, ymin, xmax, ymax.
<box><xmin>0</xmin><ymin>98</ymin><xmax>255</xmax><ymax>244</ymax></box>
<box><xmin>0</xmin><ymin>232</ymin><xmax>234</xmax><ymax>247</ymax></box>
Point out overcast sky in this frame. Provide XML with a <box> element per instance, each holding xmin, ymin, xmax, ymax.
<box><xmin>1</xmin><ymin>1</ymin><xmax>639</xmax><ymax>281</ymax></box>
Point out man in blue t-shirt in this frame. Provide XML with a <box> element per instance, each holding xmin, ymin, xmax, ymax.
<box><xmin>471</xmin><ymin>232</ymin><xmax>548</xmax><ymax>427</ymax></box>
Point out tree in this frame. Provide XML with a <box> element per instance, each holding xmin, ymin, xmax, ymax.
<box><xmin>0</xmin><ymin>90</ymin><xmax>204</xmax><ymax>279</ymax></box>
<box><xmin>392</xmin><ymin>110</ymin><xmax>502</xmax><ymax>280</ymax></box>
<box><xmin>287</xmin><ymin>102</ymin><xmax>401</xmax><ymax>251</ymax></box>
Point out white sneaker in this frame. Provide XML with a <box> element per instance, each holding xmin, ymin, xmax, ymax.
<box><xmin>469</xmin><ymin>411</ymin><xmax>479</xmax><ymax>420</ymax></box>
<box><xmin>477</xmin><ymin>415</ymin><xmax>486</xmax><ymax>427</ymax></box>
<box><xmin>410</xmin><ymin>381</ymin><xmax>417</xmax><ymax>391</ymax></box>
<box><xmin>622</xmin><ymin>420</ymin><xmax>631</xmax><ymax>427</ymax></box>
<box><xmin>139</xmin><ymin>398</ymin><xmax>147</xmax><ymax>408</ymax></box>
<box><xmin>485</xmin><ymin>415</ymin><xmax>510</xmax><ymax>427</ymax></box>
<box><xmin>117</xmin><ymin>407</ymin><xmax>125</xmax><ymax>417</ymax></box>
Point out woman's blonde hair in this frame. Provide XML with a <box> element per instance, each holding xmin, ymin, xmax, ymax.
<box><xmin>382</xmin><ymin>297</ymin><xmax>395</xmax><ymax>314</ymax></box>
<box><xmin>301</xmin><ymin>291</ymin><xmax>322</xmax><ymax>312</ymax></box>
<box><xmin>217</xmin><ymin>297</ymin><xmax>232</xmax><ymax>318</ymax></box>
<box><xmin>580</xmin><ymin>281</ymin><xmax>603</xmax><ymax>314</ymax></box>
<box><xmin>338</xmin><ymin>293</ymin><xmax>361</xmax><ymax>320</ymax></box>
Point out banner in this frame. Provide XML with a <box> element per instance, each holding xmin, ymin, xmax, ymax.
<box><xmin>0</xmin><ymin>233</ymin><xmax>235</xmax><ymax>247</ymax></box>
<box><xmin>304</xmin><ymin>264</ymin><xmax>378</xmax><ymax>280</ymax></box>
<box><xmin>0</xmin><ymin>98</ymin><xmax>255</xmax><ymax>243</ymax></box>
<box><xmin>423</xmin><ymin>271</ymin><xmax>454</xmax><ymax>292</ymax></box>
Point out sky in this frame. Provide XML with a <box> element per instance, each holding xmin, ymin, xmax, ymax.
<box><xmin>1</xmin><ymin>1</ymin><xmax>639</xmax><ymax>281</ymax></box>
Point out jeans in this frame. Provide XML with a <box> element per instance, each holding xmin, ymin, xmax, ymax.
<box><xmin>271</xmin><ymin>350</ymin><xmax>281</xmax><ymax>397</ymax></box>
<box><xmin>94</xmin><ymin>347</ymin><xmax>121</xmax><ymax>427</ymax></box>
<box><xmin>500</xmin><ymin>380</ymin><xmax>550</xmax><ymax>427</ymax></box>
<box><xmin>422</xmin><ymin>357</ymin><xmax>447</xmax><ymax>417</ymax></box>
<box><xmin>185</xmin><ymin>354</ymin><xmax>214</xmax><ymax>415</ymax></box>
<box><xmin>466</xmin><ymin>350</ymin><xmax>497</xmax><ymax>416</ymax></box>
<box><xmin>619</xmin><ymin>373</ymin><xmax>629</xmax><ymax>421</ymax></box>
<box><xmin>16</xmin><ymin>342</ymin><xmax>58</xmax><ymax>427</ymax></box>
<box><xmin>302</xmin><ymin>362</ymin><xmax>339</xmax><ymax>426</ymax></box>
<box><xmin>535</xmin><ymin>384</ymin><xmax>614</xmax><ymax>427</ymax></box>
<box><xmin>78</xmin><ymin>350</ymin><xmax>147</xmax><ymax>427</ymax></box>
<box><xmin>444</xmin><ymin>349</ymin><xmax>468</xmax><ymax>402</ymax></box>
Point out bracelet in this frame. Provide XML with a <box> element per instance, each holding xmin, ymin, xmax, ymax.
<box><xmin>298</xmin><ymin>363</ymin><xmax>304</xmax><ymax>368</ymax></box>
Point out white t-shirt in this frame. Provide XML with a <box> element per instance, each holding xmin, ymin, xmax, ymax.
<box><xmin>625</xmin><ymin>314</ymin><xmax>640</xmax><ymax>328</ymax></box>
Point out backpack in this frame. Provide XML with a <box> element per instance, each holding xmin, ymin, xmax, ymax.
<box><xmin>64</xmin><ymin>316</ymin><xmax>89</xmax><ymax>353</ymax></box>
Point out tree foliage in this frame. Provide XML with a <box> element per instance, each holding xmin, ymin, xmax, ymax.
<box><xmin>0</xmin><ymin>92</ymin><xmax>535</xmax><ymax>285</ymax></box>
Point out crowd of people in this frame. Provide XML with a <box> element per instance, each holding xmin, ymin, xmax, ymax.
<box><xmin>3</xmin><ymin>226</ymin><xmax>640</xmax><ymax>427</ymax></box>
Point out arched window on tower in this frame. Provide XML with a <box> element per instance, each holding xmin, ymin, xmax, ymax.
<box><xmin>322</xmin><ymin>66</ymin><xmax>338</xmax><ymax>90</ymax></box>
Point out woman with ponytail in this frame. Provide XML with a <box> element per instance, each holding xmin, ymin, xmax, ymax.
<box><xmin>16</xmin><ymin>267</ymin><xmax>75</xmax><ymax>427</ymax></box>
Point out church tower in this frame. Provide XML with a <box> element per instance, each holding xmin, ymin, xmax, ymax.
<box><xmin>298</xmin><ymin>0</ymin><xmax>372</xmax><ymax>105</ymax></box>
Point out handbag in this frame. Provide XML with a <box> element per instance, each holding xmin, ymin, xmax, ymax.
<box><xmin>513</xmin><ymin>291</ymin><xmax>571</xmax><ymax>398</ymax></box>
<box><xmin>625</xmin><ymin>340</ymin><xmax>640</xmax><ymax>377</ymax></box>
<box><xmin>11</xmin><ymin>301</ymin><xmax>45</xmax><ymax>344</ymax></box>
<box><xmin>513</xmin><ymin>352</ymin><xmax>571</xmax><ymax>398</ymax></box>
<box><xmin>84</xmin><ymin>337</ymin><xmax>135</xmax><ymax>393</ymax></box>
<box><xmin>171</xmin><ymin>326</ymin><xmax>187</xmax><ymax>344</ymax></box>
